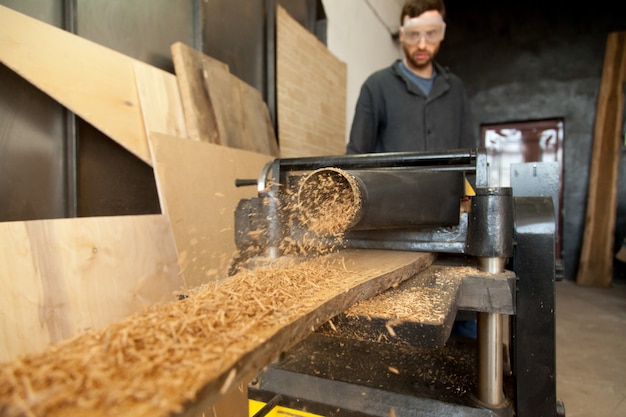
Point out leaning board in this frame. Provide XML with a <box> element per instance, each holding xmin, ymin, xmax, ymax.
<box><xmin>0</xmin><ymin>5</ymin><xmax>188</xmax><ymax>165</ymax></box>
<box><xmin>149</xmin><ymin>133</ymin><xmax>274</xmax><ymax>288</ymax></box>
<box><xmin>0</xmin><ymin>214</ymin><xmax>183</xmax><ymax>363</ymax></box>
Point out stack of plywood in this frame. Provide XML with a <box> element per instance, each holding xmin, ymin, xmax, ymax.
<box><xmin>0</xmin><ymin>5</ymin><xmax>417</xmax><ymax>417</ymax></box>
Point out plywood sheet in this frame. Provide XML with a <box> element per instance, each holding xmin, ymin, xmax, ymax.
<box><xmin>0</xmin><ymin>214</ymin><xmax>183</xmax><ymax>363</ymax></box>
<box><xmin>277</xmin><ymin>5</ymin><xmax>347</xmax><ymax>157</ymax></box>
<box><xmin>0</xmin><ymin>5</ymin><xmax>179</xmax><ymax>165</ymax></box>
<box><xmin>148</xmin><ymin>132</ymin><xmax>273</xmax><ymax>288</ymax></box>
<box><xmin>133</xmin><ymin>62</ymin><xmax>188</xmax><ymax>140</ymax></box>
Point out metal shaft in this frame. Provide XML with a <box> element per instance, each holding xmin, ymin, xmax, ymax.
<box><xmin>477</xmin><ymin>256</ymin><xmax>505</xmax><ymax>407</ymax></box>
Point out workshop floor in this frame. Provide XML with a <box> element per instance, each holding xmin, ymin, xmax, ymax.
<box><xmin>556</xmin><ymin>280</ymin><xmax>626</xmax><ymax>417</ymax></box>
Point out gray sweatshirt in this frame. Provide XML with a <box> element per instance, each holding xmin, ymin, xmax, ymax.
<box><xmin>347</xmin><ymin>60</ymin><xmax>477</xmax><ymax>154</ymax></box>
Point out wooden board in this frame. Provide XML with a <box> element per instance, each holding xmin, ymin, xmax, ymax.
<box><xmin>0</xmin><ymin>5</ymin><xmax>178</xmax><ymax>165</ymax></box>
<box><xmin>0</xmin><ymin>214</ymin><xmax>183</xmax><ymax>363</ymax></box>
<box><xmin>277</xmin><ymin>5</ymin><xmax>347</xmax><ymax>157</ymax></box>
<box><xmin>577</xmin><ymin>31</ymin><xmax>626</xmax><ymax>287</ymax></box>
<box><xmin>171</xmin><ymin>41</ymin><xmax>227</xmax><ymax>143</ymax></box>
<box><xmin>201</xmin><ymin>55</ymin><xmax>280</xmax><ymax>156</ymax></box>
<box><xmin>133</xmin><ymin>62</ymin><xmax>188</xmax><ymax>140</ymax></box>
<box><xmin>148</xmin><ymin>132</ymin><xmax>273</xmax><ymax>288</ymax></box>
<box><xmin>171</xmin><ymin>42</ymin><xmax>280</xmax><ymax>156</ymax></box>
<box><xmin>0</xmin><ymin>250</ymin><xmax>434</xmax><ymax>417</ymax></box>
<box><xmin>318</xmin><ymin>264</ymin><xmax>463</xmax><ymax>348</ymax></box>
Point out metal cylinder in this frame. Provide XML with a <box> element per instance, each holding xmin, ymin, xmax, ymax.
<box><xmin>476</xmin><ymin>256</ymin><xmax>506</xmax><ymax>408</ymax></box>
<box><xmin>478</xmin><ymin>311</ymin><xmax>505</xmax><ymax>406</ymax></box>
<box><xmin>296</xmin><ymin>167</ymin><xmax>464</xmax><ymax>232</ymax></box>
<box><xmin>465</xmin><ymin>187</ymin><xmax>514</xmax><ymax>258</ymax></box>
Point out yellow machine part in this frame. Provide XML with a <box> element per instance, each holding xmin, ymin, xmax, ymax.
<box><xmin>249</xmin><ymin>399</ymin><xmax>325</xmax><ymax>417</ymax></box>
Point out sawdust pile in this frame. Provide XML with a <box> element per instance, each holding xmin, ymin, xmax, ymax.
<box><xmin>346</xmin><ymin>268</ymin><xmax>464</xmax><ymax>325</ymax></box>
<box><xmin>0</xmin><ymin>255</ymin><xmax>360</xmax><ymax>417</ymax></box>
<box><xmin>296</xmin><ymin>168</ymin><xmax>362</xmax><ymax>235</ymax></box>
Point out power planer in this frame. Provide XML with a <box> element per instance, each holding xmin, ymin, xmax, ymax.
<box><xmin>233</xmin><ymin>148</ymin><xmax>564</xmax><ymax>417</ymax></box>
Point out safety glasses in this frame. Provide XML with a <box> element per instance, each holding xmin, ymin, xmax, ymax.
<box><xmin>400</xmin><ymin>22</ymin><xmax>446</xmax><ymax>44</ymax></box>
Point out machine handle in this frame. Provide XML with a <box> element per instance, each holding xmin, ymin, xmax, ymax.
<box><xmin>235</xmin><ymin>179</ymin><xmax>258</xmax><ymax>187</ymax></box>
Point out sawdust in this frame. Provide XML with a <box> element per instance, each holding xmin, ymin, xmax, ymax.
<box><xmin>346</xmin><ymin>266</ymin><xmax>476</xmax><ymax>324</ymax></box>
<box><xmin>296</xmin><ymin>167</ymin><xmax>362</xmax><ymax>235</ymax></box>
<box><xmin>0</xmin><ymin>254</ymin><xmax>369</xmax><ymax>417</ymax></box>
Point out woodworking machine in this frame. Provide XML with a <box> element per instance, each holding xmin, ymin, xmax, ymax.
<box><xmin>233</xmin><ymin>149</ymin><xmax>564</xmax><ymax>417</ymax></box>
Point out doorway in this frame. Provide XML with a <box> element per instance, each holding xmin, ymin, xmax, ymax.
<box><xmin>481</xmin><ymin>118</ymin><xmax>564</xmax><ymax>258</ymax></box>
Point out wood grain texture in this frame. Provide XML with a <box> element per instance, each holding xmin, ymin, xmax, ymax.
<box><xmin>0</xmin><ymin>214</ymin><xmax>183</xmax><ymax>363</ymax></box>
<box><xmin>148</xmin><ymin>132</ymin><xmax>273</xmax><ymax>288</ymax></box>
<box><xmin>0</xmin><ymin>5</ymin><xmax>174</xmax><ymax>165</ymax></box>
<box><xmin>172</xmin><ymin>41</ymin><xmax>280</xmax><ymax>156</ymax></box>
<box><xmin>577</xmin><ymin>31</ymin><xmax>626</xmax><ymax>287</ymax></box>
<box><xmin>171</xmin><ymin>41</ymin><xmax>226</xmax><ymax>143</ymax></box>
<box><xmin>133</xmin><ymin>62</ymin><xmax>188</xmax><ymax>140</ymax></box>
<box><xmin>277</xmin><ymin>5</ymin><xmax>347</xmax><ymax>157</ymax></box>
<box><xmin>201</xmin><ymin>56</ymin><xmax>280</xmax><ymax>156</ymax></box>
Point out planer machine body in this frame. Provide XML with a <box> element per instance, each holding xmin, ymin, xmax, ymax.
<box><xmin>233</xmin><ymin>148</ymin><xmax>563</xmax><ymax>417</ymax></box>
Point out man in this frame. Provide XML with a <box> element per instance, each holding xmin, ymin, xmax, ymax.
<box><xmin>347</xmin><ymin>0</ymin><xmax>478</xmax><ymax>338</ymax></box>
<box><xmin>346</xmin><ymin>0</ymin><xmax>477</xmax><ymax>154</ymax></box>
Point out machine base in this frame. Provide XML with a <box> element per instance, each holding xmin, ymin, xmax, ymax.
<box><xmin>249</xmin><ymin>332</ymin><xmax>514</xmax><ymax>417</ymax></box>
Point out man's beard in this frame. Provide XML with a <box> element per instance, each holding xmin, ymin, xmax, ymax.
<box><xmin>403</xmin><ymin>44</ymin><xmax>439</xmax><ymax>71</ymax></box>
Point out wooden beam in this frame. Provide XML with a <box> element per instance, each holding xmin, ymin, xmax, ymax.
<box><xmin>0</xmin><ymin>250</ymin><xmax>435</xmax><ymax>417</ymax></box>
<box><xmin>0</xmin><ymin>214</ymin><xmax>183</xmax><ymax>363</ymax></box>
<box><xmin>0</xmin><ymin>5</ymin><xmax>185</xmax><ymax>166</ymax></box>
<box><xmin>577</xmin><ymin>31</ymin><xmax>626</xmax><ymax>287</ymax></box>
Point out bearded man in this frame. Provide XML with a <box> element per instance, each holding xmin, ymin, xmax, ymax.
<box><xmin>346</xmin><ymin>0</ymin><xmax>477</xmax><ymax>154</ymax></box>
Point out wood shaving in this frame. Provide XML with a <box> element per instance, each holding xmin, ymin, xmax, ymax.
<box><xmin>0</xmin><ymin>251</ymin><xmax>427</xmax><ymax>417</ymax></box>
<box><xmin>345</xmin><ymin>266</ymin><xmax>472</xmax><ymax>324</ymax></box>
<box><xmin>296</xmin><ymin>168</ymin><xmax>361</xmax><ymax>235</ymax></box>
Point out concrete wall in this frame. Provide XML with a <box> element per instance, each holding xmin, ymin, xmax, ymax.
<box><xmin>322</xmin><ymin>0</ymin><xmax>626</xmax><ymax>282</ymax></box>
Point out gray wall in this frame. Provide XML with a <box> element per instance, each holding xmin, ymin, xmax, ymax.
<box><xmin>438</xmin><ymin>1</ymin><xmax>626</xmax><ymax>281</ymax></box>
<box><xmin>0</xmin><ymin>0</ymin><xmax>200</xmax><ymax>219</ymax></box>
<box><xmin>2</xmin><ymin>0</ymin><xmax>624</xmax><ymax>282</ymax></box>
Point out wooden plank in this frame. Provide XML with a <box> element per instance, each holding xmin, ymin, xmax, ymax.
<box><xmin>133</xmin><ymin>62</ymin><xmax>188</xmax><ymax>140</ymax></box>
<box><xmin>577</xmin><ymin>31</ymin><xmax>626</xmax><ymax>287</ymax></box>
<box><xmin>201</xmin><ymin>56</ymin><xmax>280</xmax><ymax>156</ymax></box>
<box><xmin>0</xmin><ymin>214</ymin><xmax>183</xmax><ymax>364</ymax></box>
<box><xmin>0</xmin><ymin>250</ymin><xmax>435</xmax><ymax>417</ymax></box>
<box><xmin>148</xmin><ymin>132</ymin><xmax>273</xmax><ymax>288</ymax></box>
<box><xmin>318</xmin><ymin>264</ymin><xmax>463</xmax><ymax>348</ymax></box>
<box><xmin>171</xmin><ymin>41</ymin><xmax>280</xmax><ymax>156</ymax></box>
<box><xmin>0</xmin><ymin>5</ymin><xmax>170</xmax><ymax>165</ymax></box>
<box><xmin>171</xmin><ymin>41</ymin><xmax>227</xmax><ymax>143</ymax></box>
<box><xmin>277</xmin><ymin>5</ymin><xmax>347</xmax><ymax>157</ymax></box>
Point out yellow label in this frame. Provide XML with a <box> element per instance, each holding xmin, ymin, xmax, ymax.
<box><xmin>249</xmin><ymin>399</ymin><xmax>325</xmax><ymax>417</ymax></box>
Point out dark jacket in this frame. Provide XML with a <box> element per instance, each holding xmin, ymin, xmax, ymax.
<box><xmin>347</xmin><ymin>60</ymin><xmax>477</xmax><ymax>154</ymax></box>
